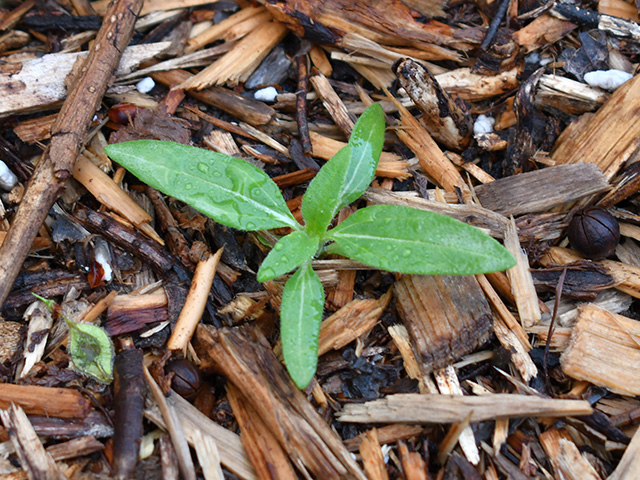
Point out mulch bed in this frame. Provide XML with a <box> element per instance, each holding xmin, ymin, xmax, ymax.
<box><xmin>1</xmin><ymin>0</ymin><xmax>640</xmax><ymax>478</ymax></box>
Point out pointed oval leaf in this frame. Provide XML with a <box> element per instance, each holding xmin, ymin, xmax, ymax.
<box><xmin>280</xmin><ymin>261</ymin><xmax>324</xmax><ymax>389</ymax></box>
<box><xmin>66</xmin><ymin>319</ymin><xmax>114</xmax><ymax>383</ymax></box>
<box><xmin>327</xmin><ymin>205</ymin><xmax>516</xmax><ymax>275</ymax></box>
<box><xmin>104</xmin><ymin>140</ymin><xmax>299</xmax><ymax>231</ymax></box>
<box><xmin>257</xmin><ymin>230</ymin><xmax>320</xmax><ymax>282</ymax></box>
<box><xmin>302</xmin><ymin>103</ymin><xmax>385</xmax><ymax>234</ymax></box>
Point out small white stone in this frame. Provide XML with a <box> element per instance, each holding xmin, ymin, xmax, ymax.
<box><xmin>0</xmin><ymin>160</ymin><xmax>18</xmax><ymax>191</ymax></box>
<box><xmin>254</xmin><ymin>86</ymin><xmax>278</xmax><ymax>103</ymax></box>
<box><xmin>584</xmin><ymin>69</ymin><xmax>633</xmax><ymax>91</ymax></box>
<box><xmin>136</xmin><ymin>77</ymin><xmax>155</xmax><ymax>94</ymax></box>
<box><xmin>473</xmin><ymin>114</ymin><xmax>495</xmax><ymax>136</ymax></box>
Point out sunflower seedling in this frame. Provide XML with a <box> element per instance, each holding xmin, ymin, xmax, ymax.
<box><xmin>104</xmin><ymin>103</ymin><xmax>515</xmax><ymax>389</ymax></box>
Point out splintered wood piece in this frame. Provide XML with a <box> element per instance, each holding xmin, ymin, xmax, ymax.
<box><xmin>145</xmin><ymin>393</ymin><xmax>257</xmax><ymax>480</ymax></box>
<box><xmin>337</xmin><ymin>394</ymin><xmax>593</xmax><ymax>424</ymax></box>
<box><xmin>385</xmin><ymin>90</ymin><xmax>471</xmax><ymax>201</ymax></box>
<box><xmin>318</xmin><ymin>290</ymin><xmax>391</xmax><ymax>356</ymax></box>
<box><xmin>167</xmin><ymin>248</ymin><xmax>223</xmax><ymax>353</ymax></box>
<box><xmin>512</xmin><ymin>14</ymin><xmax>577</xmax><ymax>53</ymax></box>
<box><xmin>192</xmin><ymin>428</ymin><xmax>225</xmax><ymax>480</ymax></box>
<box><xmin>474</xmin><ymin>163</ymin><xmax>610</xmax><ymax>216</ymax></box>
<box><xmin>0</xmin><ymin>384</ymin><xmax>90</xmax><ymax>419</ymax></box>
<box><xmin>106</xmin><ymin>291</ymin><xmax>168</xmax><ymax>336</ymax></box>
<box><xmin>177</xmin><ymin>21</ymin><xmax>287</xmax><ymax>89</ymax></box>
<box><xmin>435</xmin><ymin>68</ymin><xmax>519</xmax><ymax>101</ymax></box>
<box><xmin>608</xmin><ymin>423</ymin><xmax>640</xmax><ymax>480</ymax></box>
<box><xmin>504</xmin><ymin>219</ymin><xmax>541</xmax><ymax>328</ymax></box>
<box><xmin>144</xmin><ymin>366</ymin><xmax>196</xmax><ymax>480</ymax></box>
<box><xmin>0</xmin><ymin>0</ymin><xmax>143</xmax><ymax>308</ymax></box>
<box><xmin>91</xmin><ymin>0</ymin><xmax>213</xmax><ymax>16</ymax></box>
<box><xmin>388</xmin><ymin>324</ymin><xmax>438</xmax><ymax>393</ymax></box>
<box><xmin>434</xmin><ymin>366</ymin><xmax>479</xmax><ymax>465</ymax></box>
<box><xmin>393</xmin><ymin>58</ymin><xmax>472</xmax><ymax>151</ymax></box>
<box><xmin>398</xmin><ymin>442</ymin><xmax>428</xmax><ymax>480</ymax></box>
<box><xmin>0</xmin><ymin>404</ymin><xmax>68</xmax><ymax>480</ymax></box>
<box><xmin>185</xmin><ymin>5</ymin><xmax>266</xmax><ymax>53</ymax></box>
<box><xmin>194</xmin><ymin>325</ymin><xmax>367</xmax><ymax>480</ymax></box>
<box><xmin>17</xmin><ymin>300</ymin><xmax>53</xmax><ymax>379</ymax></box>
<box><xmin>561</xmin><ymin>304</ymin><xmax>640</xmax><ymax>395</ymax></box>
<box><xmin>539</xmin><ymin>429</ymin><xmax>601</xmax><ymax>480</ymax></box>
<box><xmin>309</xmin><ymin>131</ymin><xmax>410</xmax><ymax>179</ymax></box>
<box><xmin>13</xmin><ymin>113</ymin><xmax>57</xmax><ymax>144</ymax></box>
<box><xmin>0</xmin><ymin>42</ymin><xmax>169</xmax><ymax>118</ymax></box>
<box><xmin>394</xmin><ymin>275</ymin><xmax>493</xmax><ymax>374</ymax></box>
<box><xmin>73</xmin><ymin>155</ymin><xmax>163</xmax><ymax>243</ymax></box>
<box><xmin>551</xmin><ymin>72</ymin><xmax>640</xmax><ymax>174</ymax></box>
<box><xmin>363</xmin><ymin>188</ymin><xmax>510</xmax><ymax>238</ymax></box>
<box><xmin>152</xmin><ymin>70</ymin><xmax>275</xmax><ymax>126</ymax></box>
<box><xmin>227</xmin><ymin>384</ymin><xmax>297</xmax><ymax>480</ymax></box>
<box><xmin>343</xmin><ymin>425</ymin><xmax>425</xmax><ymax>452</ymax></box>
<box><xmin>264</xmin><ymin>0</ymin><xmax>468</xmax><ymax>52</ymax></box>
<box><xmin>359</xmin><ymin>429</ymin><xmax>389</xmax><ymax>480</ymax></box>
<box><xmin>536</xmin><ymin>74</ymin><xmax>608</xmax><ymax>115</ymax></box>
<box><xmin>310</xmin><ymin>73</ymin><xmax>356</xmax><ymax>137</ymax></box>
<box><xmin>45</xmin><ymin>436</ymin><xmax>104</xmax><ymax>462</ymax></box>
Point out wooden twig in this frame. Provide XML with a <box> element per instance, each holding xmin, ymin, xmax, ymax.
<box><xmin>296</xmin><ymin>55</ymin><xmax>312</xmax><ymax>156</ymax></box>
<box><xmin>337</xmin><ymin>394</ymin><xmax>593</xmax><ymax>424</ymax></box>
<box><xmin>112</xmin><ymin>339</ymin><xmax>145</xmax><ymax>480</ymax></box>
<box><xmin>0</xmin><ymin>384</ymin><xmax>91</xmax><ymax>419</ymax></box>
<box><xmin>167</xmin><ymin>248</ymin><xmax>223</xmax><ymax>352</ymax></box>
<box><xmin>0</xmin><ymin>0</ymin><xmax>143</xmax><ymax>308</ymax></box>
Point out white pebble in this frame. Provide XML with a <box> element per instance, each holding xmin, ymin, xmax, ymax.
<box><xmin>473</xmin><ymin>114</ymin><xmax>495</xmax><ymax>136</ymax></box>
<box><xmin>136</xmin><ymin>77</ymin><xmax>155</xmax><ymax>94</ymax></box>
<box><xmin>0</xmin><ymin>160</ymin><xmax>18</xmax><ymax>191</ymax></box>
<box><xmin>254</xmin><ymin>86</ymin><xmax>278</xmax><ymax>103</ymax></box>
<box><xmin>584</xmin><ymin>69</ymin><xmax>633</xmax><ymax>91</ymax></box>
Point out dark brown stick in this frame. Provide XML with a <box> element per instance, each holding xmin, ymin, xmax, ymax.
<box><xmin>0</xmin><ymin>0</ymin><xmax>143</xmax><ymax>308</ymax></box>
<box><xmin>113</xmin><ymin>338</ymin><xmax>145</xmax><ymax>480</ymax></box>
<box><xmin>296</xmin><ymin>55</ymin><xmax>312</xmax><ymax>156</ymax></box>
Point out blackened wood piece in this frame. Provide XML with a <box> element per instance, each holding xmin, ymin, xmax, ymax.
<box><xmin>531</xmin><ymin>262</ymin><xmax>616</xmax><ymax>300</ymax></box>
<box><xmin>75</xmin><ymin>207</ymin><xmax>190</xmax><ymax>282</ymax></box>
<box><xmin>29</xmin><ymin>410</ymin><xmax>113</xmax><ymax>440</ymax></box>
<box><xmin>3</xmin><ymin>273</ymin><xmax>89</xmax><ymax>314</ymax></box>
<box><xmin>22</xmin><ymin>13</ymin><xmax>102</xmax><ymax>31</ymax></box>
<box><xmin>194</xmin><ymin>325</ymin><xmax>367</xmax><ymax>480</ymax></box>
<box><xmin>113</xmin><ymin>344</ymin><xmax>145</xmax><ymax>479</ymax></box>
<box><xmin>0</xmin><ymin>0</ymin><xmax>143</xmax><ymax>308</ymax></box>
<box><xmin>393</xmin><ymin>275</ymin><xmax>492</xmax><ymax>374</ymax></box>
<box><xmin>152</xmin><ymin>69</ymin><xmax>275</xmax><ymax>126</ymax></box>
<box><xmin>393</xmin><ymin>58</ymin><xmax>471</xmax><ymax>151</ymax></box>
<box><xmin>296</xmin><ymin>55</ymin><xmax>312</xmax><ymax>156</ymax></box>
<box><xmin>503</xmin><ymin>68</ymin><xmax>558</xmax><ymax>175</ymax></box>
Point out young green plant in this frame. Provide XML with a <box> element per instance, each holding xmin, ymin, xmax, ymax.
<box><xmin>104</xmin><ymin>103</ymin><xmax>515</xmax><ymax>389</ymax></box>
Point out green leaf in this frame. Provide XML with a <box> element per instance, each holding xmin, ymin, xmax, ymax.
<box><xmin>327</xmin><ymin>205</ymin><xmax>516</xmax><ymax>275</ymax></box>
<box><xmin>257</xmin><ymin>230</ymin><xmax>320</xmax><ymax>282</ymax></box>
<box><xmin>302</xmin><ymin>103</ymin><xmax>385</xmax><ymax>234</ymax></box>
<box><xmin>65</xmin><ymin>319</ymin><xmax>114</xmax><ymax>383</ymax></box>
<box><xmin>104</xmin><ymin>140</ymin><xmax>299</xmax><ymax>231</ymax></box>
<box><xmin>280</xmin><ymin>261</ymin><xmax>324</xmax><ymax>389</ymax></box>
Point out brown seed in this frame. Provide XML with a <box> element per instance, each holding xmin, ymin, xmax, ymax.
<box><xmin>568</xmin><ymin>207</ymin><xmax>620</xmax><ymax>259</ymax></box>
<box><xmin>165</xmin><ymin>358</ymin><xmax>202</xmax><ymax>400</ymax></box>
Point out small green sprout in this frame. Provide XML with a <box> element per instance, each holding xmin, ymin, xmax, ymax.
<box><xmin>33</xmin><ymin>294</ymin><xmax>114</xmax><ymax>383</ymax></box>
<box><xmin>104</xmin><ymin>104</ymin><xmax>515</xmax><ymax>389</ymax></box>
